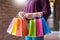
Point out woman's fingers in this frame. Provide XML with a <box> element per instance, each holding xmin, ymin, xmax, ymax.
<box><xmin>25</xmin><ymin>13</ymin><xmax>34</xmax><ymax>19</ymax></box>
<box><xmin>18</xmin><ymin>12</ymin><xmax>25</xmax><ymax>20</ymax></box>
<box><xmin>35</xmin><ymin>12</ymin><xmax>43</xmax><ymax>18</ymax></box>
<box><xmin>18</xmin><ymin>12</ymin><xmax>43</xmax><ymax>19</ymax></box>
<box><xmin>25</xmin><ymin>12</ymin><xmax>43</xmax><ymax>19</ymax></box>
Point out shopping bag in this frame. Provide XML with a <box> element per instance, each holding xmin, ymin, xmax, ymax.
<box><xmin>7</xmin><ymin>17</ymin><xmax>28</xmax><ymax>37</ymax></box>
<box><xmin>11</xmin><ymin>18</ymin><xmax>18</xmax><ymax>35</ymax></box>
<box><xmin>41</xmin><ymin>17</ymin><xmax>51</xmax><ymax>35</ymax></box>
<box><xmin>25</xmin><ymin>36</ymin><xmax>32</xmax><ymax>40</ymax></box>
<box><xmin>7</xmin><ymin>17</ymin><xmax>16</xmax><ymax>34</ymax></box>
<box><xmin>16</xmin><ymin>19</ymin><xmax>28</xmax><ymax>36</ymax></box>
<box><xmin>25</xmin><ymin>36</ymin><xmax>44</xmax><ymax>40</ymax></box>
<box><xmin>28</xmin><ymin>19</ymin><xmax>36</xmax><ymax>37</ymax></box>
<box><xmin>36</xmin><ymin>19</ymin><xmax>44</xmax><ymax>37</ymax></box>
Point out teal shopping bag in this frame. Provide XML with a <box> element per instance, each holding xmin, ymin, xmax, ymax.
<box><xmin>28</xmin><ymin>19</ymin><xmax>36</xmax><ymax>37</ymax></box>
<box><xmin>41</xmin><ymin>17</ymin><xmax>51</xmax><ymax>35</ymax></box>
<box><xmin>25</xmin><ymin>36</ymin><xmax>44</xmax><ymax>40</ymax></box>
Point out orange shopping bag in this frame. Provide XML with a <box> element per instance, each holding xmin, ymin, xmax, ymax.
<box><xmin>16</xmin><ymin>19</ymin><xmax>28</xmax><ymax>36</ymax></box>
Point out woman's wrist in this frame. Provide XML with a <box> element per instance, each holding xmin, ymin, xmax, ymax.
<box><xmin>34</xmin><ymin>12</ymin><xmax>43</xmax><ymax>18</ymax></box>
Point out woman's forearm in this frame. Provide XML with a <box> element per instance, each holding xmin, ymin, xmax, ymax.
<box><xmin>25</xmin><ymin>12</ymin><xmax>43</xmax><ymax>17</ymax></box>
<box><xmin>25</xmin><ymin>12</ymin><xmax>43</xmax><ymax>19</ymax></box>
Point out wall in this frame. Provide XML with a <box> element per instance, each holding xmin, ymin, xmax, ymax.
<box><xmin>0</xmin><ymin>0</ymin><xmax>24</xmax><ymax>40</ymax></box>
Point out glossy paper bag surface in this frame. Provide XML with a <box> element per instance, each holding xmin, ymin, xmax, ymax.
<box><xmin>28</xmin><ymin>19</ymin><xmax>36</xmax><ymax>37</ymax></box>
<box><xmin>36</xmin><ymin>19</ymin><xmax>44</xmax><ymax>37</ymax></box>
<box><xmin>11</xmin><ymin>18</ymin><xmax>18</xmax><ymax>35</ymax></box>
<box><xmin>16</xmin><ymin>19</ymin><xmax>28</xmax><ymax>36</ymax></box>
<box><xmin>41</xmin><ymin>17</ymin><xmax>51</xmax><ymax>35</ymax></box>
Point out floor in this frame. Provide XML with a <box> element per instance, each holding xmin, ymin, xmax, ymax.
<box><xmin>44</xmin><ymin>31</ymin><xmax>60</xmax><ymax>40</ymax></box>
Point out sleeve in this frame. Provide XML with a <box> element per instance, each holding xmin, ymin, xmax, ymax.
<box><xmin>40</xmin><ymin>0</ymin><xmax>51</xmax><ymax>19</ymax></box>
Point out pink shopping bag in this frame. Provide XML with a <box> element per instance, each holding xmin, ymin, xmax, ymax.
<box><xmin>36</xmin><ymin>19</ymin><xmax>44</xmax><ymax>37</ymax></box>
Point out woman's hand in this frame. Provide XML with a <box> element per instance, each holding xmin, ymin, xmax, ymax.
<box><xmin>34</xmin><ymin>12</ymin><xmax>43</xmax><ymax>18</ymax></box>
<box><xmin>25</xmin><ymin>12</ymin><xmax>43</xmax><ymax>19</ymax></box>
<box><xmin>18</xmin><ymin>12</ymin><xmax>25</xmax><ymax>20</ymax></box>
<box><xmin>25</xmin><ymin>13</ymin><xmax>35</xmax><ymax>19</ymax></box>
<box><xmin>18</xmin><ymin>12</ymin><xmax>43</xmax><ymax>20</ymax></box>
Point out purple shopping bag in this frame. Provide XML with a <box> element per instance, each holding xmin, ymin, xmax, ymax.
<box><xmin>7</xmin><ymin>17</ymin><xmax>15</xmax><ymax>34</ymax></box>
<box><xmin>36</xmin><ymin>19</ymin><xmax>44</xmax><ymax>37</ymax></box>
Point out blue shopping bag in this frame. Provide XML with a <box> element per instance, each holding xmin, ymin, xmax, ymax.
<box><xmin>25</xmin><ymin>36</ymin><xmax>44</xmax><ymax>40</ymax></box>
<box><xmin>25</xmin><ymin>36</ymin><xmax>36</xmax><ymax>40</ymax></box>
<box><xmin>41</xmin><ymin>17</ymin><xmax>51</xmax><ymax>35</ymax></box>
<box><xmin>25</xmin><ymin>36</ymin><xmax>32</xmax><ymax>40</ymax></box>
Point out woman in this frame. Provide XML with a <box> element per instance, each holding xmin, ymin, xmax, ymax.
<box><xmin>19</xmin><ymin>0</ymin><xmax>51</xmax><ymax>40</ymax></box>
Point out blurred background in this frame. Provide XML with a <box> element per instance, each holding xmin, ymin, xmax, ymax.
<box><xmin>0</xmin><ymin>0</ymin><xmax>60</xmax><ymax>40</ymax></box>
